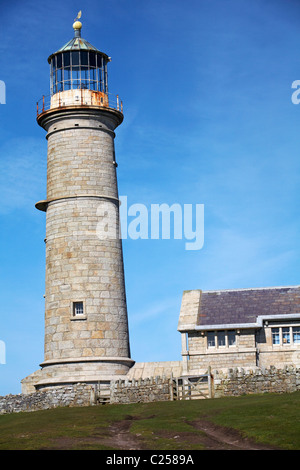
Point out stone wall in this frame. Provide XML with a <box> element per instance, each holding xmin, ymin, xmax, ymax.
<box><xmin>213</xmin><ymin>365</ymin><xmax>300</xmax><ymax>398</ymax></box>
<box><xmin>0</xmin><ymin>383</ymin><xmax>95</xmax><ymax>415</ymax></box>
<box><xmin>2</xmin><ymin>366</ymin><xmax>300</xmax><ymax>414</ymax></box>
<box><xmin>110</xmin><ymin>376</ymin><xmax>173</xmax><ymax>404</ymax></box>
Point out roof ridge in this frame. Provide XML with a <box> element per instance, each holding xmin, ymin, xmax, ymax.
<box><xmin>202</xmin><ymin>285</ymin><xmax>300</xmax><ymax>294</ymax></box>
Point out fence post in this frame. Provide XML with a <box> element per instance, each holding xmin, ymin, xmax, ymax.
<box><xmin>208</xmin><ymin>366</ymin><xmax>213</xmax><ymax>398</ymax></box>
<box><xmin>170</xmin><ymin>373</ymin><xmax>174</xmax><ymax>401</ymax></box>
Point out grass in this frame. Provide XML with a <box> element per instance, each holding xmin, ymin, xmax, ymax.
<box><xmin>0</xmin><ymin>391</ymin><xmax>300</xmax><ymax>450</ymax></box>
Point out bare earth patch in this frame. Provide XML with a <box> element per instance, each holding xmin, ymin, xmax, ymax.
<box><xmin>43</xmin><ymin>416</ymin><xmax>278</xmax><ymax>450</ymax></box>
<box><xmin>188</xmin><ymin>419</ymin><xmax>277</xmax><ymax>450</ymax></box>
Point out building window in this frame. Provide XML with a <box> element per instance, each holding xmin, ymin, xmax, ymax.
<box><xmin>293</xmin><ymin>327</ymin><xmax>300</xmax><ymax>344</ymax></box>
<box><xmin>228</xmin><ymin>330</ymin><xmax>236</xmax><ymax>346</ymax></box>
<box><xmin>217</xmin><ymin>331</ymin><xmax>226</xmax><ymax>347</ymax></box>
<box><xmin>272</xmin><ymin>328</ymin><xmax>280</xmax><ymax>345</ymax></box>
<box><xmin>207</xmin><ymin>330</ymin><xmax>236</xmax><ymax>348</ymax></box>
<box><xmin>282</xmin><ymin>327</ymin><xmax>290</xmax><ymax>344</ymax></box>
<box><xmin>271</xmin><ymin>326</ymin><xmax>300</xmax><ymax>345</ymax></box>
<box><xmin>73</xmin><ymin>301</ymin><xmax>84</xmax><ymax>316</ymax></box>
<box><xmin>207</xmin><ymin>332</ymin><xmax>215</xmax><ymax>348</ymax></box>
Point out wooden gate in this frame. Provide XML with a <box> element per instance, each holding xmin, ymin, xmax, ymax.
<box><xmin>95</xmin><ymin>381</ymin><xmax>111</xmax><ymax>404</ymax></box>
<box><xmin>171</xmin><ymin>369</ymin><xmax>213</xmax><ymax>400</ymax></box>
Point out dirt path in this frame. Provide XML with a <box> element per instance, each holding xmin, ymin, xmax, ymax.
<box><xmin>44</xmin><ymin>415</ymin><xmax>277</xmax><ymax>450</ymax></box>
<box><xmin>101</xmin><ymin>416</ymin><xmax>277</xmax><ymax>451</ymax></box>
<box><xmin>105</xmin><ymin>419</ymin><xmax>143</xmax><ymax>450</ymax></box>
<box><xmin>190</xmin><ymin>419</ymin><xmax>275</xmax><ymax>450</ymax></box>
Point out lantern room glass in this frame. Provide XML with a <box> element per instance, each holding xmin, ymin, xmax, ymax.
<box><xmin>50</xmin><ymin>50</ymin><xmax>108</xmax><ymax>95</ymax></box>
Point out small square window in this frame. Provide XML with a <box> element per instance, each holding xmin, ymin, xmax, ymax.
<box><xmin>73</xmin><ymin>301</ymin><xmax>84</xmax><ymax>316</ymax></box>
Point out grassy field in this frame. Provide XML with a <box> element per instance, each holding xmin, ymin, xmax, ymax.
<box><xmin>0</xmin><ymin>391</ymin><xmax>299</xmax><ymax>450</ymax></box>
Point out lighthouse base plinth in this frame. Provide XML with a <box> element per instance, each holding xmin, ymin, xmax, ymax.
<box><xmin>21</xmin><ymin>357</ymin><xmax>135</xmax><ymax>394</ymax></box>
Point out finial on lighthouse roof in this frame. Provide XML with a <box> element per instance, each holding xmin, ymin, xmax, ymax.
<box><xmin>73</xmin><ymin>11</ymin><xmax>82</xmax><ymax>37</ymax></box>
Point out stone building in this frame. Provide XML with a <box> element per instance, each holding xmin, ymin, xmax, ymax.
<box><xmin>178</xmin><ymin>286</ymin><xmax>300</xmax><ymax>374</ymax></box>
<box><xmin>22</xmin><ymin>17</ymin><xmax>133</xmax><ymax>393</ymax></box>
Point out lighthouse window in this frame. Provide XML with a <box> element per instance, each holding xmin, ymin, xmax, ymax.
<box><xmin>72</xmin><ymin>69</ymin><xmax>80</xmax><ymax>81</ymax></box>
<box><xmin>71</xmin><ymin>51</ymin><xmax>80</xmax><ymax>66</ymax></box>
<box><xmin>64</xmin><ymin>68</ymin><xmax>71</xmax><ymax>81</ymax></box>
<box><xmin>56</xmin><ymin>54</ymin><xmax>62</xmax><ymax>68</ymax></box>
<box><xmin>81</xmin><ymin>51</ymin><xmax>88</xmax><ymax>66</ymax></box>
<box><xmin>50</xmin><ymin>51</ymin><xmax>108</xmax><ymax>95</ymax></box>
<box><xmin>63</xmin><ymin>52</ymin><xmax>70</xmax><ymax>67</ymax></box>
<box><xmin>89</xmin><ymin>52</ymin><xmax>96</xmax><ymax>67</ymax></box>
<box><xmin>57</xmin><ymin>69</ymin><xmax>62</xmax><ymax>82</ymax></box>
<box><xmin>73</xmin><ymin>302</ymin><xmax>84</xmax><ymax>316</ymax></box>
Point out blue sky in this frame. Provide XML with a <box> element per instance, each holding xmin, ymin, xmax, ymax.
<box><xmin>0</xmin><ymin>0</ymin><xmax>299</xmax><ymax>395</ymax></box>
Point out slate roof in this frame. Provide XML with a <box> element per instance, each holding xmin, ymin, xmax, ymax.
<box><xmin>198</xmin><ymin>286</ymin><xmax>300</xmax><ymax>326</ymax></box>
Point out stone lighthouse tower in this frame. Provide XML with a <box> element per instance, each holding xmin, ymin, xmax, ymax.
<box><xmin>22</xmin><ymin>15</ymin><xmax>133</xmax><ymax>392</ymax></box>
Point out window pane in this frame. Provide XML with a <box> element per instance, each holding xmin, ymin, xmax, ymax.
<box><xmin>81</xmin><ymin>51</ymin><xmax>88</xmax><ymax>66</ymax></box>
<box><xmin>57</xmin><ymin>69</ymin><xmax>62</xmax><ymax>82</ymax></box>
<box><xmin>218</xmin><ymin>331</ymin><xmax>226</xmax><ymax>346</ymax></box>
<box><xmin>72</xmin><ymin>69</ymin><xmax>80</xmax><ymax>88</ymax></box>
<box><xmin>207</xmin><ymin>332</ymin><xmax>215</xmax><ymax>348</ymax></box>
<box><xmin>63</xmin><ymin>52</ymin><xmax>70</xmax><ymax>67</ymax></box>
<box><xmin>56</xmin><ymin>54</ymin><xmax>62</xmax><ymax>68</ymax></box>
<box><xmin>228</xmin><ymin>330</ymin><xmax>236</xmax><ymax>346</ymax></box>
<box><xmin>97</xmin><ymin>68</ymin><xmax>102</xmax><ymax>91</ymax></box>
<box><xmin>272</xmin><ymin>328</ymin><xmax>280</xmax><ymax>345</ymax></box>
<box><xmin>97</xmin><ymin>54</ymin><xmax>103</xmax><ymax>69</ymax></box>
<box><xmin>90</xmin><ymin>68</ymin><xmax>97</xmax><ymax>81</ymax></box>
<box><xmin>293</xmin><ymin>327</ymin><xmax>300</xmax><ymax>344</ymax></box>
<box><xmin>89</xmin><ymin>52</ymin><xmax>96</xmax><ymax>67</ymax></box>
<box><xmin>64</xmin><ymin>68</ymin><xmax>71</xmax><ymax>81</ymax></box>
<box><xmin>282</xmin><ymin>327</ymin><xmax>290</xmax><ymax>344</ymax></box>
<box><xmin>72</xmin><ymin>51</ymin><xmax>79</xmax><ymax>66</ymax></box>
<box><xmin>73</xmin><ymin>302</ymin><xmax>84</xmax><ymax>316</ymax></box>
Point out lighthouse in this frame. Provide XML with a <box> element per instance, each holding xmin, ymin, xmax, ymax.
<box><xmin>22</xmin><ymin>15</ymin><xmax>133</xmax><ymax>392</ymax></box>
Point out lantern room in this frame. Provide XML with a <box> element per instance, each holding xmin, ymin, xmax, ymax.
<box><xmin>48</xmin><ymin>20</ymin><xmax>110</xmax><ymax>95</ymax></box>
<box><xmin>36</xmin><ymin>15</ymin><xmax>123</xmax><ymax>118</ymax></box>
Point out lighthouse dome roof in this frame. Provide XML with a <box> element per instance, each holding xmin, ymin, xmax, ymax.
<box><xmin>47</xmin><ymin>20</ymin><xmax>109</xmax><ymax>63</ymax></box>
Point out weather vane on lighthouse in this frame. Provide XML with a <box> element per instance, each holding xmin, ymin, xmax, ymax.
<box><xmin>73</xmin><ymin>10</ymin><xmax>82</xmax><ymax>36</ymax></box>
<box><xmin>74</xmin><ymin>10</ymin><xmax>82</xmax><ymax>21</ymax></box>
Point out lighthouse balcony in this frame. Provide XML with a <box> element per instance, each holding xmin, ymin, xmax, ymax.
<box><xmin>37</xmin><ymin>89</ymin><xmax>123</xmax><ymax>118</ymax></box>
